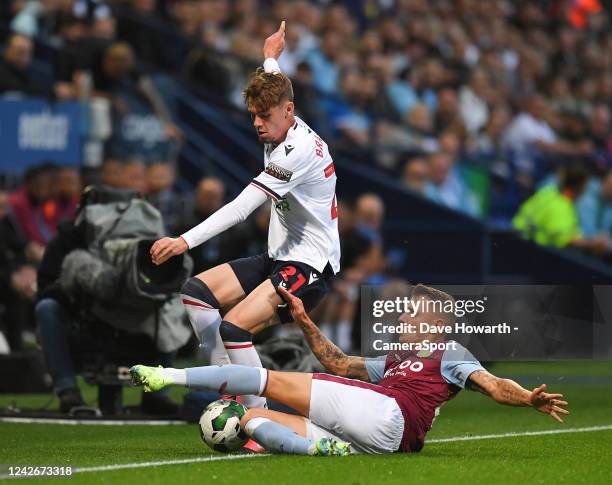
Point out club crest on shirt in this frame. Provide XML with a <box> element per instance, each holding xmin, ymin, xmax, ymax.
<box><xmin>265</xmin><ymin>161</ymin><xmax>293</xmax><ymax>182</ymax></box>
<box><xmin>275</xmin><ymin>198</ymin><xmax>290</xmax><ymax>212</ymax></box>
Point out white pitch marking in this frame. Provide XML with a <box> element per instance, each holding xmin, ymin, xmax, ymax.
<box><xmin>76</xmin><ymin>453</ymin><xmax>268</xmax><ymax>473</ymax></box>
<box><xmin>0</xmin><ymin>424</ymin><xmax>610</xmax><ymax>479</ymax></box>
<box><xmin>427</xmin><ymin>424</ymin><xmax>612</xmax><ymax>443</ymax></box>
<box><xmin>0</xmin><ymin>417</ymin><xmax>186</xmax><ymax>426</ymax></box>
<box><xmin>0</xmin><ymin>454</ymin><xmax>267</xmax><ymax>480</ymax></box>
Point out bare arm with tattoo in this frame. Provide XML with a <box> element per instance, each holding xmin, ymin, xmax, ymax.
<box><xmin>277</xmin><ymin>286</ymin><xmax>370</xmax><ymax>381</ymax></box>
<box><xmin>468</xmin><ymin>370</ymin><xmax>570</xmax><ymax>422</ymax></box>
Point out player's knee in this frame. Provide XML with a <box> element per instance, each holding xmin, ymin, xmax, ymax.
<box><xmin>223</xmin><ymin>304</ymin><xmax>249</xmax><ymax>326</ymax></box>
<box><xmin>240</xmin><ymin>408</ymin><xmax>269</xmax><ymax>429</ymax></box>
<box><xmin>224</xmin><ymin>305</ymin><xmax>274</xmax><ymax>330</ymax></box>
<box><xmin>219</xmin><ymin>320</ymin><xmax>253</xmax><ymax>343</ymax></box>
<box><xmin>180</xmin><ymin>277</ymin><xmax>220</xmax><ymax>309</ymax></box>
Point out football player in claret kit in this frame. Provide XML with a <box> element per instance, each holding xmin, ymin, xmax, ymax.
<box><xmin>130</xmin><ymin>284</ymin><xmax>569</xmax><ymax>456</ymax></box>
<box><xmin>149</xmin><ymin>21</ymin><xmax>340</xmax><ymax>413</ymax></box>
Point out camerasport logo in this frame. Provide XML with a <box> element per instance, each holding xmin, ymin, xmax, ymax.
<box><xmin>265</xmin><ymin>162</ymin><xmax>293</xmax><ymax>182</ymax></box>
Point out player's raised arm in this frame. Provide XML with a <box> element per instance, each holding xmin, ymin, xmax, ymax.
<box><xmin>468</xmin><ymin>370</ymin><xmax>570</xmax><ymax>422</ymax></box>
<box><xmin>150</xmin><ymin>184</ymin><xmax>268</xmax><ymax>265</ymax></box>
<box><xmin>277</xmin><ymin>286</ymin><xmax>370</xmax><ymax>381</ymax></box>
<box><xmin>263</xmin><ymin>20</ymin><xmax>285</xmax><ymax>73</ymax></box>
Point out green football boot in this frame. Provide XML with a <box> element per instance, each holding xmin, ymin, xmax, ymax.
<box><xmin>331</xmin><ymin>440</ymin><xmax>352</xmax><ymax>456</ymax></box>
<box><xmin>129</xmin><ymin>365</ymin><xmax>171</xmax><ymax>392</ymax></box>
<box><xmin>311</xmin><ymin>437</ymin><xmax>352</xmax><ymax>456</ymax></box>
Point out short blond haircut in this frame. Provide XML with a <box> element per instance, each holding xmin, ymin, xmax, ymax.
<box><xmin>243</xmin><ymin>67</ymin><xmax>293</xmax><ymax>112</ymax></box>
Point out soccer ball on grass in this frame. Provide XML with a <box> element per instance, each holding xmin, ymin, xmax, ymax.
<box><xmin>198</xmin><ymin>399</ymin><xmax>248</xmax><ymax>452</ymax></box>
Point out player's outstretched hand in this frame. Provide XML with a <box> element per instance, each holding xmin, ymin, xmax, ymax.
<box><xmin>263</xmin><ymin>20</ymin><xmax>286</xmax><ymax>60</ymax></box>
<box><xmin>277</xmin><ymin>285</ymin><xmax>309</xmax><ymax>325</ymax></box>
<box><xmin>529</xmin><ymin>384</ymin><xmax>569</xmax><ymax>423</ymax></box>
<box><xmin>150</xmin><ymin>237</ymin><xmax>188</xmax><ymax>265</ymax></box>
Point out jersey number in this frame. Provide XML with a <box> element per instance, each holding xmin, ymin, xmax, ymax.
<box><xmin>398</xmin><ymin>360</ymin><xmax>424</xmax><ymax>372</ymax></box>
<box><xmin>279</xmin><ymin>265</ymin><xmax>306</xmax><ymax>293</ymax></box>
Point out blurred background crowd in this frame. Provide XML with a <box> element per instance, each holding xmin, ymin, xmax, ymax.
<box><xmin>0</xmin><ymin>0</ymin><xmax>611</xmax><ymax>414</ymax></box>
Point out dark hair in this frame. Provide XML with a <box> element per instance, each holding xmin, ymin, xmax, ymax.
<box><xmin>23</xmin><ymin>162</ymin><xmax>57</xmax><ymax>184</ymax></box>
<box><xmin>560</xmin><ymin>164</ymin><xmax>588</xmax><ymax>192</ymax></box>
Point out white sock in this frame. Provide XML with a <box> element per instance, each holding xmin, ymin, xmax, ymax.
<box><xmin>183</xmin><ymin>303</ymin><xmax>231</xmax><ymax>366</ymax></box>
<box><xmin>161</xmin><ymin>368</ymin><xmax>187</xmax><ymax>385</ymax></box>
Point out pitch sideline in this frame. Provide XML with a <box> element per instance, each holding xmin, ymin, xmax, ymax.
<box><xmin>0</xmin><ymin>424</ymin><xmax>610</xmax><ymax>479</ymax></box>
<box><xmin>426</xmin><ymin>424</ymin><xmax>612</xmax><ymax>443</ymax></box>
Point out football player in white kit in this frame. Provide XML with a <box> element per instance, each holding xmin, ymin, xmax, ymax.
<box><xmin>150</xmin><ymin>22</ymin><xmax>340</xmax><ymax>413</ymax></box>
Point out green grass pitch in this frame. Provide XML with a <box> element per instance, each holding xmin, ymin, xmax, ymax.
<box><xmin>1</xmin><ymin>362</ymin><xmax>611</xmax><ymax>484</ymax></box>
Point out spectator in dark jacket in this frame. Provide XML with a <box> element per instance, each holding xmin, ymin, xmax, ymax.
<box><xmin>0</xmin><ymin>190</ymin><xmax>37</xmax><ymax>352</ymax></box>
<box><xmin>176</xmin><ymin>176</ymin><xmax>226</xmax><ymax>273</ymax></box>
<box><xmin>35</xmin><ymin>219</ymin><xmax>88</xmax><ymax>412</ymax></box>
<box><xmin>0</xmin><ymin>33</ymin><xmax>40</xmax><ymax>96</ymax></box>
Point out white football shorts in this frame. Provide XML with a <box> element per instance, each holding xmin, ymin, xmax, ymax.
<box><xmin>306</xmin><ymin>374</ymin><xmax>404</xmax><ymax>454</ymax></box>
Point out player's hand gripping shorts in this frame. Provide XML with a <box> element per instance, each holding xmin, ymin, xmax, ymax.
<box><xmin>228</xmin><ymin>253</ymin><xmax>333</xmax><ymax>323</ymax></box>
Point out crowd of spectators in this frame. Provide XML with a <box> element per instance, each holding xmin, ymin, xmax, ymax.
<box><xmin>1</xmin><ymin>1</ymin><xmax>611</xmax><ymax>225</ymax></box>
<box><xmin>0</xmin><ymin>163</ymin><xmax>80</xmax><ymax>353</ymax></box>
<box><xmin>0</xmin><ymin>154</ymin><xmax>399</xmax><ymax>358</ymax></box>
<box><xmin>56</xmin><ymin>0</ymin><xmax>607</xmax><ymax>222</ymax></box>
<box><xmin>1</xmin><ymin>0</ymin><xmax>612</xmax><ymax>386</ymax></box>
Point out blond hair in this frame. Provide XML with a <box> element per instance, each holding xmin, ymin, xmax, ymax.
<box><xmin>243</xmin><ymin>67</ymin><xmax>293</xmax><ymax>112</ymax></box>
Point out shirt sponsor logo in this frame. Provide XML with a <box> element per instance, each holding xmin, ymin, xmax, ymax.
<box><xmin>265</xmin><ymin>161</ymin><xmax>293</xmax><ymax>182</ymax></box>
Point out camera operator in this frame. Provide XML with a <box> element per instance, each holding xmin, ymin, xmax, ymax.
<box><xmin>35</xmin><ymin>186</ymin><xmax>192</xmax><ymax>415</ymax></box>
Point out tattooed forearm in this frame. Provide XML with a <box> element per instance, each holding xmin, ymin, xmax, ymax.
<box><xmin>495</xmin><ymin>378</ymin><xmax>531</xmax><ymax>406</ymax></box>
<box><xmin>301</xmin><ymin>320</ymin><xmax>369</xmax><ymax>381</ymax></box>
<box><xmin>302</xmin><ymin>324</ymin><xmax>345</xmax><ymax>368</ymax></box>
<box><xmin>468</xmin><ymin>371</ymin><xmax>496</xmax><ymax>396</ymax></box>
<box><xmin>345</xmin><ymin>357</ymin><xmax>369</xmax><ymax>380</ymax></box>
<box><xmin>469</xmin><ymin>371</ymin><xmax>530</xmax><ymax>406</ymax></box>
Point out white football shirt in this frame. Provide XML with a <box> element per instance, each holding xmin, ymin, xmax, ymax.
<box><xmin>251</xmin><ymin>116</ymin><xmax>340</xmax><ymax>274</ymax></box>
